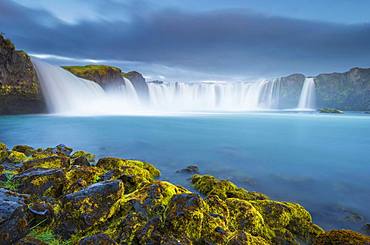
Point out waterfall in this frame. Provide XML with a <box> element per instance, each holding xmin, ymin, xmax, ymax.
<box><xmin>297</xmin><ymin>78</ymin><xmax>316</xmax><ymax>110</ymax></box>
<box><xmin>33</xmin><ymin>60</ymin><xmax>309</xmax><ymax>115</ymax></box>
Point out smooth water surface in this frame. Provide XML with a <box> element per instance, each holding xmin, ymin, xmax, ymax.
<box><xmin>1</xmin><ymin>112</ymin><xmax>369</xmax><ymax>232</ymax></box>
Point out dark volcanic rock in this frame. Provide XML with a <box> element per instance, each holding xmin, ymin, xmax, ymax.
<box><xmin>176</xmin><ymin>165</ymin><xmax>200</xmax><ymax>174</ymax></box>
<box><xmin>123</xmin><ymin>71</ymin><xmax>149</xmax><ymax>99</ymax></box>
<box><xmin>63</xmin><ymin>65</ymin><xmax>125</xmax><ymax>90</ymax></box>
<box><xmin>79</xmin><ymin>233</ymin><xmax>117</xmax><ymax>245</ymax></box>
<box><xmin>13</xmin><ymin>168</ymin><xmax>65</xmax><ymax>197</ymax></box>
<box><xmin>56</xmin><ymin>180</ymin><xmax>124</xmax><ymax>238</ymax></box>
<box><xmin>0</xmin><ymin>34</ymin><xmax>46</xmax><ymax>115</ymax></box>
<box><xmin>0</xmin><ymin>188</ymin><xmax>30</xmax><ymax>244</ymax></box>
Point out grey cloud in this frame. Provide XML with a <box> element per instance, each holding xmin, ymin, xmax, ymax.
<box><xmin>1</xmin><ymin>0</ymin><xmax>370</xmax><ymax>81</ymax></box>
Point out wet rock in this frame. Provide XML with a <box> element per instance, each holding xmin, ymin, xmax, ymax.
<box><xmin>192</xmin><ymin>174</ymin><xmax>268</xmax><ymax>201</ymax></box>
<box><xmin>12</xmin><ymin>145</ymin><xmax>35</xmax><ymax>157</ymax></box>
<box><xmin>72</xmin><ymin>150</ymin><xmax>95</xmax><ymax>163</ymax></box>
<box><xmin>64</xmin><ymin>165</ymin><xmax>104</xmax><ymax>193</ymax></box>
<box><xmin>176</xmin><ymin>165</ymin><xmax>199</xmax><ymax>174</ymax></box>
<box><xmin>314</xmin><ymin>229</ymin><xmax>370</xmax><ymax>244</ymax></box>
<box><xmin>319</xmin><ymin>108</ymin><xmax>344</xmax><ymax>114</ymax></box>
<box><xmin>21</xmin><ymin>156</ymin><xmax>70</xmax><ymax>171</ymax></box>
<box><xmin>13</xmin><ymin>168</ymin><xmax>65</xmax><ymax>197</ymax></box>
<box><xmin>79</xmin><ymin>233</ymin><xmax>117</xmax><ymax>245</ymax></box>
<box><xmin>56</xmin><ymin>180</ymin><xmax>124</xmax><ymax>238</ymax></box>
<box><xmin>0</xmin><ymin>188</ymin><xmax>30</xmax><ymax>244</ymax></box>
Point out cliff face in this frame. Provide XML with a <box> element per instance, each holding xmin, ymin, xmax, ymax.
<box><xmin>62</xmin><ymin>65</ymin><xmax>124</xmax><ymax>89</ymax></box>
<box><xmin>123</xmin><ymin>71</ymin><xmax>149</xmax><ymax>98</ymax></box>
<box><xmin>278</xmin><ymin>74</ymin><xmax>305</xmax><ymax>108</ymax></box>
<box><xmin>315</xmin><ymin>68</ymin><xmax>370</xmax><ymax>110</ymax></box>
<box><xmin>63</xmin><ymin>66</ymin><xmax>150</xmax><ymax>99</ymax></box>
<box><xmin>277</xmin><ymin>68</ymin><xmax>370</xmax><ymax>110</ymax></box>
<box><xmin>0</xmin><ymin>34</ymin><xmax>45</xmax><ymax>115</ymax></box>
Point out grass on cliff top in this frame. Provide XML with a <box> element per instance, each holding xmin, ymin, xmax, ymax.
<box><xmin>63</xmin><ymin>65</ymin><xmax>122</xmax><ymax>77</ymax></box>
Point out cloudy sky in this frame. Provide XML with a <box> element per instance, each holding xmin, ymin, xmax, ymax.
<box><xmin>1</xmin><ymin>0</ymin><xmax>370</xmax><ymax>82</ymax></box>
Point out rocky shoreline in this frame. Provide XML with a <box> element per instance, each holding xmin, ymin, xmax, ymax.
<box><xmin>1</xmin><ymin>142</ymin><xmax>369</xmax><ymax>244</ymax></box>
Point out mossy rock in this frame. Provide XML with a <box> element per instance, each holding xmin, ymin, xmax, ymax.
<box><xmin>97</xmin><ymin>157</ymin><xmax>160</xmax><ymax>179</ymax></box>
<box><xmin>192</xmin><ymin>174</ymin><xmax>268</xmax><ymax>201</ymax></box>
<box><xmin>0</xmin><ymin>142</ymin><xmax>7</xmax><ymax>152</ymax></box>
<box><xmin>225</xmin><ymin>198</ymin><xmax>273</xmax><ymax>240</ymax></box>
<box><xmin>71</xmin><ymin>151</ymin><xmax>95</xmax><ymax>163</ymax></box>
<box><xmin>22</xmin><ymin>156</ymin><xmax>70</xmax><ymax>171</ymax></box>
<box><xmin>226</xmin><ymin>231</ymin><xmax>271</xmax><ymax>245</ymax></box>
<box><xmin>13</xmin><ymin>168</ymin><xmax>65</xmax><ymax>197</ymax></box>
<box><xmin>251</xmin><ymin>200</ymin><xmax>323</xmax><ymax>244</ymax></box>
<box><xmin>7</xmin><ymin>151</ymin><xmax>28</xmax><ymax>163</ymax></box>
<box><xmin>56</xmin><ymin>180</ymin><xmax>124</xmax><ymax>239</ymax></box>
<box><xmin>102</xmin><ymin>181</ymin><xmax>189</xmax><ymax>243</ymax></box>
<box><xmin>314</xmin><ymin>229</ymin><xmax>370</xmax><ymax>244</ymax></box>
<box><xmin>12</xmin><ymin>145</ymin><xmax>35</xmax><ymax>157</ymax></box>
<box><xmin>45</xmin><ymin>144</ymin><xmax>73</xmax><ymax>156</ymax></box>
<box><xmin>64</xmin><ymin>165</ymin><xmax>104</xmax><ymax>194</ymax></box>
<box><xmin>0</xmin><ymin>150</ymin><xmax>8</xmax><ymax>164</ymax></box>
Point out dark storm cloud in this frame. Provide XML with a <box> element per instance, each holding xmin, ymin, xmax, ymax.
<box><xmin>1</xmin><ymin>0</ymin><xmax>370</xmax><ymax>80</ymax></box>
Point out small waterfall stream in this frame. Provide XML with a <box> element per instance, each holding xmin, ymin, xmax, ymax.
<box><xmin>297</xmin><ymin>78</ymin><xmax>316</xmax><ymax>110</ymax></box>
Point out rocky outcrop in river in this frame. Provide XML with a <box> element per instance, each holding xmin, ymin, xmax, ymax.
<box><xmin>0</xmin><ymin>34</ymin><xmax>46</xmax><ymax>115</ymax></box>
<box><xmin>1</xmin><ymin>142</ymin><xmax>369</xmax><ymax>244</ymax></box>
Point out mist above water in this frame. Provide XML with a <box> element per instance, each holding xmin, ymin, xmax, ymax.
<box><xmin>33</xmin><ymin>60</ymin><xmax>316</xmax><ymax>115</ymax></box>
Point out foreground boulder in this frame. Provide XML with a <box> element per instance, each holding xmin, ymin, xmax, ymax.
<box><xmin>13</xmin><ymin>168</ymin><xmax>65</xmax><ymax>197</ymax></box>
<box><xmin>56</xmin><ymin>180</ymin><xmax>124</xmax><ymax>238</ymax></box>
<box><xmin>0</xmin><ymin>188</ymin><xmax>30</xmax><ymax>244</ymax></box>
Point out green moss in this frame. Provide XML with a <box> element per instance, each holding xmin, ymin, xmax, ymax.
<box><xmin>12</xmin><ymin>145</ymin><xmax>35</xmax><ymax>156</ymax></box>
<box><xmin>0</xmin><ymin>142</ymin><xmax>7</xmax><ymax>152</ymax></box>
<box><xmin>314</xmin><ymin>230</ymin><xmax>370</xmax><ymax>244</ymax></box>
<box><xmin>22</xmin><ymin>156</ymin><xmax>70</xmax><ymax>170</ymax></box>
<box><xmin>226</xmin><ymin>198</ymin><xmax>273</xmax><ymax>240</ymax></box>
<box><xmin>97</xmin><ymin>157</ymin><xmax>160</xmax><ymax>179</ymax></box>
<box><xmin>192</xmin><ymin>174</ymin><xmax>268</xmax><ymax>201</ymax></box>
<box><xmin>64</xmin><ymin>165</ymin><xmax>104</xmax><ymax>193</ymax></box>
<box><xmin>71</xmin><ymin>150</ymin><xmax>95</xmax><ymax>162</ymax></box>
<box><xmin>63</xmin><ymin>65</ymin><xmax>121</xmax><ymax>79</ymax></box>
<box><xmin>7</xmin><ymin>150</ymin><xmax>28</xmax><ymax>163</ymax></box>
<box><xmin>251</xmin><ymin>200</ymin><xmax>324</xmax><ymax>243</ymax></box>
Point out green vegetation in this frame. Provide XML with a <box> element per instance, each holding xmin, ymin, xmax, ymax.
<box><xmin>0</xmin><ymin>142</ymin><xmax>368</xmax><ymax>244</ymax></box>
<box><xmin>29</xmin><ymin>229</ymin><xmax>70</xmax><ymax>245</ymax></box>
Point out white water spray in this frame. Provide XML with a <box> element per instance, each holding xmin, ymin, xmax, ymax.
<box><xmin>33</xmin><ymin>60</ymin><xmax>316</xmax><ymax>115</ymax></box>
<box><xmin>297</xmin><ymin>78</ymin><xmax>316</xmax><ymax>110</ymax></box>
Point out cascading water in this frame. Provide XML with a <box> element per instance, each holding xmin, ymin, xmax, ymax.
<box><xmin>297</xmin><ymin>78</ymin><xmax>316</xmax><ymax>110</ymax></box>
<box><xmin>33</xmin><ymin>60</ymin><xmax>315</xmax><ymax>115</ymax></box>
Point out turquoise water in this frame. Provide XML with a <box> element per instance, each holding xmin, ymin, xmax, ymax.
<box><xmin>1</xmin><ymin>112</ymin><xmax>369</xmax><ymax>232</ymax></box>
